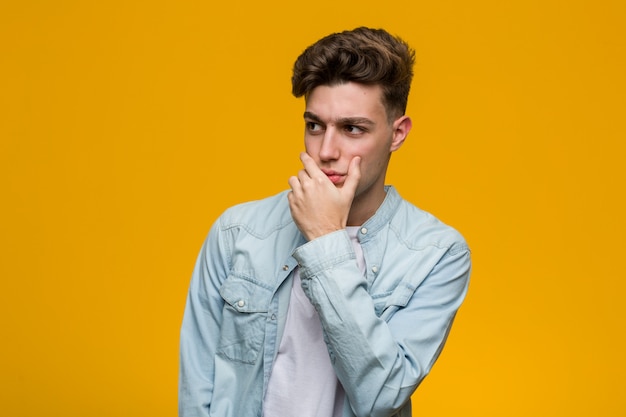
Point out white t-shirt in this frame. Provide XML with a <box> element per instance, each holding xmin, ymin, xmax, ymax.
<box><xmin>263</xmin><ymin>227</ymin><xmax>366</xmax><ymax>417</ymax></box>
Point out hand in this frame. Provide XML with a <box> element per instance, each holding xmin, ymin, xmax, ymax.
<box><xmin>288</xmin><ymin>152</ymin><xmax>361</xmax><ymax>241</ymax></box>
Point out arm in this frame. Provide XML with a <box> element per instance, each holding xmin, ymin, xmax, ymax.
<box><xmin>293</xmin><ymin>231</ymin><xmax>470</xmax><ymax>417</ymax></box>
<box><xmin>179</xmin><ymin>219</ymin><xmax>230</xmax><ymax>417</ymax></box>
<box><xmin>288</xmin><ymin>152</ymin><xmax>470</xmax><ymax>416</ymax></box>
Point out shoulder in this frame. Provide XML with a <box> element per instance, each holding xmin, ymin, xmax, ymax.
<box><xmin>392</xmin><ymin>196</ymin><xmax>469</xmax><ymax>254</ymax></box>
<box><xmin>217</xmin><ymin>190</ymin><xmax>294</xmax><ymax>237</ymax></box>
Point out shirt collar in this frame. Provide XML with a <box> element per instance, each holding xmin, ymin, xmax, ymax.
<box><xmin>358</xmin><ymin>185</ymin><xmax>401</xmax><ymax>240</ymax></box>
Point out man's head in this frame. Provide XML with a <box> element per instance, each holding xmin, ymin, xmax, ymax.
<box><xmin>291</xmin><ymin>27</ymin><xmax>415</xmax><ymax>122</ymax></box>
<box><xmin>290</xmin><ymin>28</ymin><xmax>415</xmax><ymax>222</ymax></box>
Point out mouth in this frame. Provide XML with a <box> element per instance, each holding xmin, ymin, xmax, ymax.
<box><xmin>322</xmin><ymin>170</ymin><xmax>346</xmax><ymax>185</ymax></box>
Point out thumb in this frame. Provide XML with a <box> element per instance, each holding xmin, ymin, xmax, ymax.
<box><xmin>343</xmin><ymin>156</ymin><xmax>361</xmax><ymax>194</ymax></box>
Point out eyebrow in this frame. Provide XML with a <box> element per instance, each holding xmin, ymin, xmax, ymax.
<box><xmin>303</xmin><ymin>111</ymin><xmax>375</xmax><ymax>127</ymax></box>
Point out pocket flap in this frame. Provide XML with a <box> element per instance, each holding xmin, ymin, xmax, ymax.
<box><xmin>219</xmin><ymin>274</ymin><xmax>272</xmax><ymax>313</ymax></box>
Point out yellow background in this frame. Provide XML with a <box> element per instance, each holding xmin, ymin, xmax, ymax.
<box><xmin>1</xmin><ymin>0</ymin><xmax>625</xmax><ymax>415</ymax></box>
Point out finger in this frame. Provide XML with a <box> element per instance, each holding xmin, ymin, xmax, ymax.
<box><xmin>297</xmin><ymin>168</ymin><xmax>311</xmax><ymax>184</ymax></box>
<box><xmin>343</xmin><ymin>156</ymin><xmax>361</xmax><ymax>193</ymax></box>
<box><xmin>288</xmin><ymin>175</ymin><xmax>301</xmax><ymax>192</ymax></box>
<box><xmin>300</xmin><ymin>152</ymin><xmax>325</xmax><ymax>179</ymax></box>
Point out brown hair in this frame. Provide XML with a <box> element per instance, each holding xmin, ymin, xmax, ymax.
<box><xmin>291</xmin><ymin>27</ymin><xmax>415</xmax><ymax>121</ymax></box>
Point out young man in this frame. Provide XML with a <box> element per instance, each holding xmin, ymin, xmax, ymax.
<box><xmin>179</xmin><ymin>27</ymin><xmax>471</xmax><ymax>417</ymax></box>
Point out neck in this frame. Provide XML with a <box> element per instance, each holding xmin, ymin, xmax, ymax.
<box><xmin>346</xmin><ymin>186</ymin><xmax>387</xmax><ymax>226</ymax></box>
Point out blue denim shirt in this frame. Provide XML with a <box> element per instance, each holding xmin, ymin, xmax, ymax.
<box><xmin>179</xmin><ymin>186</ymin><xmax>471</xmax><ymax>417</ymax></box>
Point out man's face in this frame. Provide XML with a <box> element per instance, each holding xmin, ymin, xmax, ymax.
<box><xmin>303</xmin><ymin>82</ymin><xmax>411</xmax><ymax>210</ymax></box>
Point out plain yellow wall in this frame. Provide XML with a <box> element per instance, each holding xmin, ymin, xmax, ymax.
<box><xmin>1</xmin><ymin>1</ymin><xmax>625</xmax><ymax>416</ymax></box>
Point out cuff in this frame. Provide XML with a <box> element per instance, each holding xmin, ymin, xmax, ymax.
<box><xmin>292</xmin><ymin>230</ymin><xmax>355</xmax><ymax>279</ymax></box>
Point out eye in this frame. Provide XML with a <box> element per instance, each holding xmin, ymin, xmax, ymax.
<box><xmin>344</xmin><ymin>125</ymin><xmax>365</xmax><ymax>135</ymax></box>
<box><xmin>306</xmin><ymin>121</ymin><xmax>323</xmax><ymax>133</ymax></box>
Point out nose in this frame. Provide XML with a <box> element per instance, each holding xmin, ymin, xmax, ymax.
<box><xmin>318</xmin><ymin>128</ymin><xmax>340</xmax><ymax>161</ymax></box>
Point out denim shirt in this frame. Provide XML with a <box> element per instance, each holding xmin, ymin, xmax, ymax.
<box><xmin>179</xmin><ymin>186</ymin><xmax>471</xmax><ymax>417</ymax></box>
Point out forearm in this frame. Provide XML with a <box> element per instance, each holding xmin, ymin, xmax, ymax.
<box><xmin>293</xmin><ymin>230</ymin><xmax>470</xmax><ymax>417</ymax></box>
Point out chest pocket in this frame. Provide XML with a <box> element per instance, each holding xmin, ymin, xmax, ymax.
<box><xmin>218</xmin><ymin>274</ymin><xmax>273</xmax><ymax>364</ymax></box>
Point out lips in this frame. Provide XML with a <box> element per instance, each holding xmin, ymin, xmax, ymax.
<box><xmin>322</xmin><ymin>169</ymin><xmax>345</xmax><ymax>184</ymax></box>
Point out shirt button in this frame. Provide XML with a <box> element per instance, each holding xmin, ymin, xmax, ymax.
<box><xmin>271</xmin><ymin>314</ymin><xmax>277</xmax><ymax>320</ymax></box>
<box><xmin>372</xmin><ymin>266</ymin><xmax>379</xmax><ymax>273</ymax></box>
<box><xmin>282</xmin><ymin>265</ymin><xmax>289</xmax><ymax>271</ymax></box>
<box><xmin>360</xmin><ymin>227</ymin><xmax>368</xmax><ymax>235</ymax></box>
<box><xmin>237</xmin><ymin>300</ymin><xmax>245</xmax><ymax>308</ymax></box>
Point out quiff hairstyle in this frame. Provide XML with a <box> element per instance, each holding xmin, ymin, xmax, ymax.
<box><xmin>291</xmin><ymin>27</ymin><xmax>415</xmax><ymax>121</ymax></box>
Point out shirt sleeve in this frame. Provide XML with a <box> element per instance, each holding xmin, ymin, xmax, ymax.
<box><xmin>293</xmin><ymin>229</ymin><xmax>471</xmax><ymax>417</ymax></box>
<box><xmin>179</xmin><ymin>218</ymin><xmax>230</xmax><ymax>417</ymax></box>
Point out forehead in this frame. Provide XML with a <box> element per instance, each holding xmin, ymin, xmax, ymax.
<box><xmin>305</xmin><ymin>82</ymin><xmax>387</xmax><ymax>121</ymax></box>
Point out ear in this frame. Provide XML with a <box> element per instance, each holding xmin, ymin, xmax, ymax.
<box><xmin>390</xmin><ymin>115</ymin><xmax>412</xmax><ymax>152</ymax></box>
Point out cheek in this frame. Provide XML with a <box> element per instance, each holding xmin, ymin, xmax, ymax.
<box><xmin>343</xmin><ymin>141</ymin><xmax>371</xmax><ymax>159</ymax></box>
<box><xmin>303</xmin><ymin>137</ymin><xmax>315</xmax><ymax>153</ymax></box>
<box><xmin>353</xmin><ymin>143</ymin><xmax>386</xmax><ymax>165</ymax></box>
<box><xmin>360</xmin><ymin>150</ymin><xmax>390</xmax><ymax>176</ymax></box>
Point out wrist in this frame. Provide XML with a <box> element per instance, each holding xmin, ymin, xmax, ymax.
<box><xmin>303</xmin><ymin>225</ymin><xmax>344</xmax><ymax>241</ymax></box>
